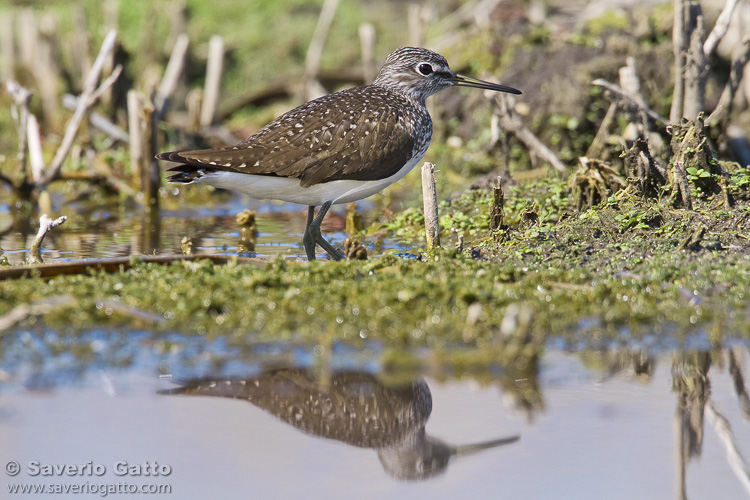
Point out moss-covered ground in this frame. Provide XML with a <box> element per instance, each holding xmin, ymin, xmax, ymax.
<box><xmin>2</xmin><ymin>1</ymin><xmax>749</xmax><ymax>375</ymax></box>
<box><xmin>3</xmin><ymin>163</ymin><xmax>749</xmax><ymax>373</ymax></box>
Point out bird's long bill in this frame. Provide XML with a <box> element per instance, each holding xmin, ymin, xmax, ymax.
<box><xmin>451</xmin><ymin>435</ymin><xmax>521</xmax><ymax>457</ymax></box>
<box><xmin>452</xmin><ymin>73</ymin><xmax>522</xmax><ymax>95</ymax></box>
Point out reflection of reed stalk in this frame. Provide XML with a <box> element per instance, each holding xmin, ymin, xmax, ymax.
<box><xmin>706</xmin><ymin>401</ymin><xmax>750</xmax><ymax>495</ymax></box>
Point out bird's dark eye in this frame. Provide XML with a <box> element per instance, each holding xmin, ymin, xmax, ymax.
<box><xmin>417</xmin><ymin>63</ymin><xmax>433</xmax><ymax>76</ymax></box>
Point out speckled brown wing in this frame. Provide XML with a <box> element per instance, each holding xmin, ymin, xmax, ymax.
<box><xmin>158</xmin><ymin>370</ymin><xmax>432</xmax><ymax>448</ymax></box>
<box><xmin>157</xmin><ymin>86</ymin><xmax>422</xmax><ymax>188</ymax></box>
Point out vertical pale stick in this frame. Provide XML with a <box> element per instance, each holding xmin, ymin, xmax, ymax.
<box><xmin>358</xmin><ymin>23</ymin><xmax>376</xmax><ymax>83</ymax></box>
<box><xmin>127</xmin><ymin>90</ymin><xmax>143</xmax><ymax>188</ymax></box>
<box><xmin>200</xmin><ymin>35</ymin><xmax>224</xmax><ymax>127</ymax></box>
<box><xmin>421</xmin><ymin>162</ymin><xmax>440</xmax><ymax>250</ymax></box>
<box><xmin>670</xmin><ymin>0</ymin><xmax>687</xmax><ymax>123</ymax></box>
<box><xmin>156</xmin><ymin>33</ymin><xmax>189</xmax><ymax>118</ymax></box>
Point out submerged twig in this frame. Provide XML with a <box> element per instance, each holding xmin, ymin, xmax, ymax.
<box><xmin>30</xmin><ymin>214</ymin><xmax>67</xmax><ymax>263</ymax></box>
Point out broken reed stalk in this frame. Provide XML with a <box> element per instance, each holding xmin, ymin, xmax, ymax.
<box><xmin>490</xmin><ymin>177</ymin><xmax>504</xmax><ymax>231</ymax></box>
<box><xmin>421</xmin><ymin>162</ymin><xmax>440</xmax><ymax>250</ymax></box>
<box><xmin>100</xmin><ymin>0</ymin><xmax>118</xmax><ymax>109</ymax></box>
<box><xmin>26</xmin><ymin>114</ymin><xmax>45</xmax><ymax>185</ymax></box>
<box><xmin>358</xmin><ymin>23</ymin><xmax>377</xmax><ymax>83</ymax></box>
<box><xmin>674</xmin><ymin>160</ymin><xmax>693</xmax><ymax>210</ymax></box>
<box><xmin>167</xmin><ymin>1</ymin><xmax>188</xmax><ymax>52</ymax></box>
<box><xmin>670</xmin><ymin>0</ymin><xmax>687</xmax><ymax>123</ymax></box>
<box><xmin>26</xmin><ymin>113</ymin><xmax>54</xmax><ymax>213</ymax></box>
<box><xmin>618</xmin><ymin>57</ymin><xmax>649</xmax><ymax>137</ymax></box>
<box><xmin>127</xmin><ymin>88</ymin><xmax>160</xmax><ymax>202</ymax></box>
<box><xmin>708</xmin><ymin>38</ymin><xmax>750</xmax><ymax>129</ymax></box>
<box><xmin>705</xmin><ymin>401</ymin><xmax>750</xmax><ymax>495</ymax></box>
<box><xmin>69</xmin><ymin>7</ymin><xmax>92</xmax><ymax>89</ymax></box>
<box><xmin>494</xmin><ymin>93</ymin><xmax>567</xmax><ymax>174</ymax></box>
<box><xmin>592</xmin><ymin>79</ymin><xmax>669</xmax><ymax>126</ymax></box>
<box><xmin>728</xmin><ymin>348</ymin><xmax>750</xmax><ymax>418</ymax></box>
<box><xmin>33</xmin><ymin>14</ymin><xmax>62</xmax><ymax>125</ymax></box>
<box><xmin>703</xmin><ymin>0</ymin><xmax>740</xmax><ymax>58</ymax></box>
<box><xmin>408</xmin><ymin>3</ymin><xmax>426</xmax><ymax>47</ymax></box>
<box><xmin>684</xmin><ymin>10</ymin><xmax>707</xmax><ymax>120</ymax></box>
<box><xmin>156</xmin><ymin>32</ymin><xmax>189</xmax><ymax>119</ymax></box>
<box><xmin>586</xmin><ymin>99</ymin><xmax>617</xmax><ymax>159</ymax></box>
<box><xmin>17</xmin><ymin>9</ymin><xmax>37</xmax><ymax>70</ymax></box>
<box><xmin>5</xmin><ymin>80</ymin><xmax>32</xmax><ymax>187</ymax></box>
<box><xmin>302</xmin><ymin>0</ymin><xmax>340</xmax><ymax>100</ymax></box>
<box><xmin>63</xmin><ymin>94</ymin><xmax>129</xmax><ymax>143</ymax></box>
<box><xmin>200</xmin><ymin>35</ymin><xmax>224</xmax><ymax>127</ymax></box>
<box><xmin>141</xmin><ymin>91</ymin><xmax>161</xmax><ymax>209</ymax></box>
<box><xmin>36</xmin><ymin>29</ymin><xmax>122</xmax><ymax>190</ymax></box>
<box><xmin>127</xmin><ymin>90</ymin><xmax>144</xmax><ymax>187</ymax></box>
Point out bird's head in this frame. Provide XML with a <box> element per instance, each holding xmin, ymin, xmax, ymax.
<box><xmin>373</xmin><ymin>47</ymin><xmax>521</xmax><ymax>104</ymax></box>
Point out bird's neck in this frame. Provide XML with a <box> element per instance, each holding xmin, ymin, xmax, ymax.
<box><xmin>370</xmin><ymin>81</ymin><xmax>429</xmax><ymax>107</ymax></box>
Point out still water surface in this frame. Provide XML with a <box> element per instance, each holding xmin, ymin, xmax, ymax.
<box><xmin>2</xmin><ymin>196</ymin><xmax>749</xmax><ymax>499</ymax></box>
<box><xmin>0</xmin><ymin>194</ymin><xmax>412</xmax><ymax>264</ymax></box>
<box><xmin>1</xmin><ymin>332</ymin><xmax>748</xmax><ymax>500</ymax></box>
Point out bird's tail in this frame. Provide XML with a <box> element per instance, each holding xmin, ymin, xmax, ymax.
<box><xmin>164</xmin><ymin>165</ymin><xmax>209</xmax><ymax>184</ymax></box>
<box><xmin>156</xmin><ymin>151</ymin><xmax>213</xmax><ymax>184</ymax></box>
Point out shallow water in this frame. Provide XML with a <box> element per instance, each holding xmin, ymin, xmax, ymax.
<box><xmin>1</xmin><ymin>327</ymin><xmax>749</xmax><ymax>500</ymax></box>
<box><xmin>0</xmin><ymin>194</ymin><xmax>412</xmax><ymax>264</ymax></box>
<box><xmin>3</xmin><ymin>196</ymin><xmax>750</xmax><ymax>499</ymax></box>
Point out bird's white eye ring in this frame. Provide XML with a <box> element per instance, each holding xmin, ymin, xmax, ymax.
<box><xmin>417</xmin><ymin>63</ymin><xmax>433</xmax><ymax>76</ymax></box>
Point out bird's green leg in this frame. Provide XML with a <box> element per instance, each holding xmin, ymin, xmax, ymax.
<box><xmin>303</xmin><ymin>206</ymin><xmax>317</xmax><ymax>261</ymax></box>
<box><xmin>304</xmin><ymin>201</ymin><xmax>343</xmax><ymax>261</ymax></box>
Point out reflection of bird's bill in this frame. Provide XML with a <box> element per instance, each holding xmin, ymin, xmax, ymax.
<box><xmin>451</xmin><ymin>74</ymin><xmax>522</xmax><ymax>95</ymax></box>
<box><xmin>452</xmin><ymin>435</ymin><xmax>521</xmax><ymax>456</ymax></box>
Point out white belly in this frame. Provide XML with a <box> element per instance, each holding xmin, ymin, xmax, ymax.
<box><xmin>188</xmin><ymin>153</ymin><xmax>425</xmax><ymax>206</ymax></box>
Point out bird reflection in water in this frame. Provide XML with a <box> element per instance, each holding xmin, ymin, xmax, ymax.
<box><xmin>159</xmin><ymin>369</ymin><xmax>519</xmax><ymax>480</ymax></box>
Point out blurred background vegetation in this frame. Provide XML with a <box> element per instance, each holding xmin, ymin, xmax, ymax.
<box><xmin>1</xmin><ymin>0</ymin><xmax>713</xmax><ymax>195</ymax></box>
